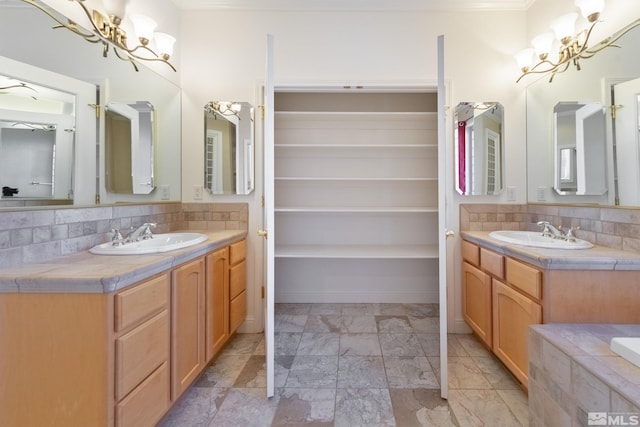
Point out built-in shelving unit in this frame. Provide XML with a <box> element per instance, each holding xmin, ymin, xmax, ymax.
<box><xmin>274</xmin><ymin>92</ymin><xmax>438</xmax><ymax>303</ymax></box>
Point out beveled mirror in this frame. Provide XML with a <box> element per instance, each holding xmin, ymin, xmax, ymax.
<box><xmin>204</xmin><ymin>101</ymin><xmax>255</xmax><ymax>195</ymax></box>
<box><xmin>455</xmin><ymin>102</ymin><xmax>504</xmax><ymax>195</ymax></box>
<box><xmin>553</xmin><ymin>101</ymin><xmax>606</xmax><ymax>196</ymax></box>
<box><xmin>105</xmin><ymin>101</ymin><xmax>155</xmax><ymax>195</ymax></box>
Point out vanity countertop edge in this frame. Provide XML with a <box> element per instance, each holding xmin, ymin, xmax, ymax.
<box><xmin>0</xmin><ymin>229</ymin><xmax>247</xmax><ymax>294</ymax></box>
<box><xmin>461</xmin><ymin>230</ymin><xmax>640</xmax><ymax>271</ymax></box>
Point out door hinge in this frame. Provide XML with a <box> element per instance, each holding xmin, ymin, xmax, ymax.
<box><xmin>611</xmin><ymin>104</ymin><xmax>623</xmax><ymax>120</ymax></box>
<box><xmin>261</xmin><ymin>286</ymin><xmax>265</xmax><ymax>299</ymax></box>
<box><xmin>258</xmin><ymin>104</ymin><xmax>265</xmax><ymax>120</ymax></box>
<box><xmin>262</xmin><ymin>195</ymin><xmax>265</xmax><ymax>208</ymax></box>
<box><xmin>89</xmin><ymin>103</ymin><xmax>100</xmax><ymax>118</ymax></box>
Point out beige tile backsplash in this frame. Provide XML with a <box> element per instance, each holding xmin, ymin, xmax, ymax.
<box><xmin>0</xmin><ymin>202</ymin><xmax>248</xmax><ymax>269</ymax></box>
<box><xmin>460</xmin><ymin>203</ymin><xmax>640</xmax><ymax>253</ymax></box>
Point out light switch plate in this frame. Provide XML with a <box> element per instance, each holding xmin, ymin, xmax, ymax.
<box><xmin>159</xmin><ymin>185</ymin><xmax>170</xmax><ymax>200</ymax></box>
<box><xmin>507</xmin><ymin>186</ymin><xmax>516</xmax><ymax>201</ymax></box>
<box><xmin>193</xmin><ymin>185</ymin><xmax>203</xmax><ymax>200</ymax></box>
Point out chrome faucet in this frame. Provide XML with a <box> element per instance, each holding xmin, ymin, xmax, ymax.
<box><xmin>110</xmin><ymin>228</ymin><xmax>125</xmax><ymax>246</ymax></box>
<box><xmin>537</xmin><ymin>221</ymin><xmax>580</xmax><ymax>241</ymax></box>
<box><xmin>125</xmin><ymin>222</ymin><xmax>157</xmax><ymax>243</ymax></box>
<box><xmin>536</xmin><ymin>221</ymin><xmax>565</xmax><ymax>239</ymax></box>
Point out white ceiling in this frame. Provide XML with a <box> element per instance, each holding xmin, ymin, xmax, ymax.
<box><xmin>170</xmin><ymin>0</ymin><xmax>536</xmax><ymax>11</ymax></box>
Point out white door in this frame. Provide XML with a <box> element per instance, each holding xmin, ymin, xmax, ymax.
<box><xmin>262</xmin><ymin>34</ymin><xmax>276</xmax><ymax>398</ymax></box>
<box><xmin>614</xmin><ymin>77</ymin><xmax>640</xmax><ymax>206</ymax></box>
<box><xmin>437</xmin><ymin>34</ymin><xmax>449</xmax><ymax>400</ymax></box>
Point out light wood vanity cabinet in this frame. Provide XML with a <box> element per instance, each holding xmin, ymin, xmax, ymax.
<box><xmin>171</xmin><ymin>257</ymin><xmax>206</xmax><ymax>400</ymax></box>
<box><xmin>206</xmin><ymin>247</ymin><xmax>229</xmax><ymax>361</ymax></box>
<box><xmin>229</xmin><ymin>239</ymin><xmax>247</xmax><ymax>333</ymax></box>
<box><xmin>461</xmin><ymin>240</ymin><xmax>542</xmax><ymax>387</ymax></box>
<box><xmin>114</xmin><ymin>273</ymin><xmax>171</xmax><ymax>427</ymax></box>
<box><xmin>0</xmin><ymin>237</ymin><xmax>247</xmax><ymax>427</ymax></box>
<box><xmin>461</xmin><ymin>261</ymin><xmax>492</xmax><ymax>347</ymax></box>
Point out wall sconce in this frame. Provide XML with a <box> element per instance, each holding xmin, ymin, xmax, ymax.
<box><xmin>206</xmin><ymin>101</ymin><xmax>242</xmax><ymax>119</ymax></box>
<box><xmin>22</xmin><ymin>0</ymin><xmax>176</xmax><ymax>72</ymax></box>
<box><xmin>515</xmin><ymin>0</ymin><xmax>640</xmax><ymax>83</ymax></box>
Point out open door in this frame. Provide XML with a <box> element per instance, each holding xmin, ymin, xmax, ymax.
<box><xmin>437</xmin><ymin>34</ymin><xmax>449</xmax><ymax>400</ymax></box>
<box><xmin>261</xmin><ymin>34</ymin><xmax>276</xmax><ymax>398</ymax></box>
<box><xmin>614</xmin><ymin>77</ymin><xmax>640</xmax><ymax>206</ymax></box>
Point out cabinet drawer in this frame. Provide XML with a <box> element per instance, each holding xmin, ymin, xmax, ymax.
<box><xmin>115</xmin><ymin>310</ymin><xmax>169</xmax><ymax>400</ymax></box>
<box><xmin>115</xmin><ymin>274</ymin><xmax>169</xmax><ymax>332</ymax></box>
<box><xmin>229</xmin><ymin>239</ymin><xmax>247</xmax><ymax>266</ymax></box>
<box><xmin>461</xmin><ymin>240</ymin><xmax>480</xmax><ymax>266</ymax></box>
<box><xmin>229</xmin><ymin>259</ymin><xmax>246</xmax><ymax>300</ymax></box>
<box><xmin>115</xmin><ymin>361</ymin><xmax>170</xmax><ymax>427</ymax></box>
<box><xmin>480</xmin><ymin>248</ymin><xmax>504</xmax><ymax>279</ymax></box>
<box><xmin>230</xmin><ymin>290</ymin><xmax>247</xmax><ymax>333</ymax></box>
<box><xmin>506</xmin><ymin>258</ymin><xmax>542</xmax><ymax>300</ymax></box>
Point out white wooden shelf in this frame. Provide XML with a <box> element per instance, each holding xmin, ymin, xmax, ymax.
<box><xmin>275</xmin><ymin>244</ymin><xmax>439</xmax><ymax>259</ymax></box>
<box><xmin>273</xmin><ymin>92</ymin><xmax>439</xmax><ymax>303</ymax></box>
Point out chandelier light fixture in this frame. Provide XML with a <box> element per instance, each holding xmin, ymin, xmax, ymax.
<box><xmin>515</xmin><ymin>0</ymin><xmax>639</xmax><ymax>83</ymax></box>
<box><xmin>23</xmin><ymin>0</ymin><xmax>177</xmax><ymax>72</ymax></box>
<box><xmin>206</xmin><ymin>101</ymin><xmax>243</xmax><ymax>119</ymax></box>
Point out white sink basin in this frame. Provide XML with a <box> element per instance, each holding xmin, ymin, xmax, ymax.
<box><xmin>90</xmin><ymin>233</ymin><xmax>208</xmax><ymax>255</ymax></box>
<box><xmin>488</xmin><ymin>230</ymin><xmax>594</xmax><ymax>249</ymax></box>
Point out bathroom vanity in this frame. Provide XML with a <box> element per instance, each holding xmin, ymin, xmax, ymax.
<box><xmin>0</xmin><ymin>230</ymin><xmax>246</xmax><ymax>427</ymax></box>
<box><xmin>461</xmin><ymin>230</ymin><xmax>640</xmax><ymax>388</ymax></box>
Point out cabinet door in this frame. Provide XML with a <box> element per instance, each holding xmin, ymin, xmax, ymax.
<box><xmin>171</xmin><ymin>258</ymin><xmax>205</xmax><ymax>400</ymax></box>
<box><xmin>461</xmin><ymin>261</ymin><xmax>492</xmax><ymax>347</ymax></box>
<box><xmin>205</xmin><ymin>247</ymin><xmax>229</xmax><ymax>362</ymax></box>
<box><xmin>492</xmin><ymin>279</ymin><xmax>542</xmax><ymax>387</ymax></box>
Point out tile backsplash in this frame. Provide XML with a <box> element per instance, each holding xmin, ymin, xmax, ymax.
<box><xmin>460</xmin><ymin>203</ymin><xmax>640</xmax><ymax>253</ymax></box>
<box><xmin>0</xmin><ymin>202</ymin><xmax>248</xmax><ymax>269</ymax></box>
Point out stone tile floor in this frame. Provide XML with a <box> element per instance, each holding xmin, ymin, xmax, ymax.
<box><xmin>159</xmin><ymin>303</ymin><xmax>528</xmax><ymax>426</ymax></box>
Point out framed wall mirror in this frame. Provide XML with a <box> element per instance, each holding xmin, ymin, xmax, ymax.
<box><xmin>204</xmin><ymin>101</ymin><xmax>255</xmax><ymax>195</ymax></box>
<box><xmin>454</xmin><ymin>102</ymin><xmax>504</xmax><ymax>195</ymax></box>
<box><xmin>0</xmin><ymin>73</ymin><xmax>77</xmax><ymax>202</ymax></box>
<box><xmin>105</xmin><ymin>101</ymin><xmax>155</xmax><ymax>195</ymax></box>
<box><xmin>553</xmin><ymin>101</ymin><xmax>606</xmax><ymax>196</ymax></box>
<box><xmin>526</xmin><ymin>19</ymin><xmax>640</xmax><ymax>206</ymax></box>
<box><xmin>0</xmin><ymin>1</ymin><xmax>182</xmax><ymax>208</ymax></box>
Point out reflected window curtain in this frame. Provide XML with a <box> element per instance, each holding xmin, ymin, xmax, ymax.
<box><xmin>458</xmin><ymin>121</ymin><xmax>466</xmax><ymax>193</ymax></box>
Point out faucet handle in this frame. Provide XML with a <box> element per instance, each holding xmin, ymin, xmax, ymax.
<box><xmin>140</xmin><ymin>224</ymin><xmax>155</xmax><ymax>240</ymax></box>
<box><xmin>110</xmin><ymin>228</ymin><xmax>124</xmax><ymax>246</ymax></box>
<box><xmin>564</xmin><ymin>226</ymin><xmax>580</xmax><ymax>242</ymax></box>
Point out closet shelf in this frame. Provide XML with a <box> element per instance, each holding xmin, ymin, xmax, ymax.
<box><xmin>275</xmin><ymin>244</ymin><xmax>439</xmax><ymax>259</ymax></box>
<box><xmin>275</xmin><ymin>206</ymin><xmax>437</xmax><ymax>213</ymax></box>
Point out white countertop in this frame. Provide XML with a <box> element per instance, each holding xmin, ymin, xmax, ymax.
<box><xmin>461</xmin><ymin>230</ymin><xmax>640</xmax><ymax>271</ymax></box>
<box><xmin>0</xmin><ymin>230</ymin><xmax>247</xmax><ymax>293</ymax></box>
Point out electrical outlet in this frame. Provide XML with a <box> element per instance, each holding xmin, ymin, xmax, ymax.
<box><xmin>159</xmin><ymin>185</ymin><xmax>170</xmax><ymax>200</ymax></box>
<box><xmin>507</xmin><ymin>186</ymin><xmax>517</xmax><ymax>202</ymax></box>
<box><xmin>537</xmin><ymin>186</ymin><xmax>546</xmax><ymax>201</ymax></box>
<box><xmin>193</xmin><ymin>185</ymin><xmax>203</xmax><ymax>200</ymax></box>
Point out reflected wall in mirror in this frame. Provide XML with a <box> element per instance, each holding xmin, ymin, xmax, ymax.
<box><xmin>204</xmin><ymin>101</ymin><xmax>255</xmax><ymax>195</ymax></box>
<box><xmin>455</xmin><ymin>102</ymin><xmax>504</xmax><ymax>195</ymax></box>
<box><xmin>526</xmin><ymin>19</ymin><xmax>640</xmax><ymax>206</ymax></box>
<box><xmin>0</xmin><ymin>73</ymin><xmax>77</xmax><ymax>202</ymax></box>
<box><xmin>105</xmin><ymin>101</ymin><xmax>155</xmax><ymax>195</ymax></box>
<box><xmin>553</xmin><ymin>102</ymin><xmax>606</xmax><ymax>195</ymax></box>
<box><xmin>0</xmin><ymin>1</ymin><xmax>182</xmax><ymax>209</ymax></box>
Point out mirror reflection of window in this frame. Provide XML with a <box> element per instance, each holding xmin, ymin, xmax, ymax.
<box><xmin>455</xmin><ymin>102</ymin><xmax>504</xmax><ymax>196</ymax></box>
<box><xmin>204</xmin><ymin>101</ymin><xmax>255</xmax><ymax>195</ymax></box>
